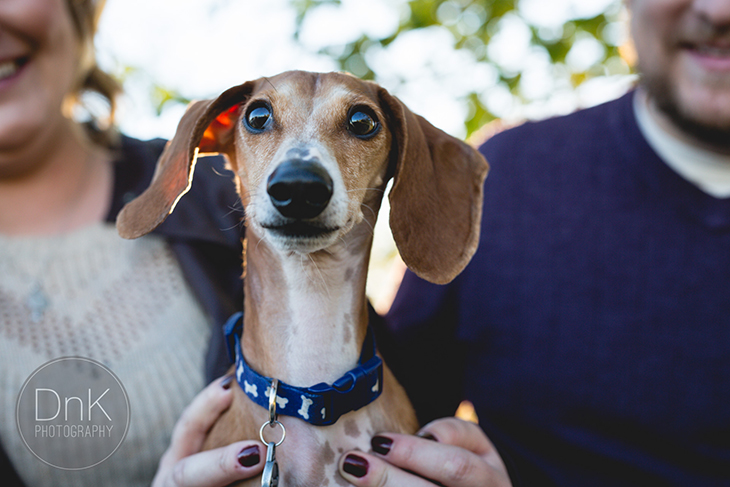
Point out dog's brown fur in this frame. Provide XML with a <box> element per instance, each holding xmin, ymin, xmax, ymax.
<box><xmin>117</xmin><ymin>71</ymin><xmax>488</xmax><ymax>486</ymax></box>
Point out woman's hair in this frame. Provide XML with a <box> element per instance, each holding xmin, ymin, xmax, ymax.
<box><xmin>64</xmin><ymin>0</ymin><xmax>122</xmax><ymax>147</ymax></box>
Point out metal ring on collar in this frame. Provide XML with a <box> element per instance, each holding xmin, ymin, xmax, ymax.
<box><xmin>259</xmin><ymin>420</ymin><xmax>286</xmax><ymax>447</ymax></box>
<box><xmin>269</xmin><ymin>379</ymin><xmax>279</xmax><ymax>423</ymax></box>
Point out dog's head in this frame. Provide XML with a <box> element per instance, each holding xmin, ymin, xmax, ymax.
<box><xmin>117</xmin><ymin>71</ymin><xmax>488</xmax><ymax>284</ymax></box>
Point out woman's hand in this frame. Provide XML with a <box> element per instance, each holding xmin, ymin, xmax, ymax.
<box><xmin>152</xmin><ymin>376</ymin><xmax>265</xmax><ymax>487</ymax></box>
<box><xmin>339</xmin><ymin>417</ymin><xmax>512</xmax><ymax>487</ymax></box>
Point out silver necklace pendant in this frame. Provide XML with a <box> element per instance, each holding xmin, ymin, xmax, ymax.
<box><xmin>26</xmin><ymin>281</ymin><xmax>50</xmax><ymax>323</ymax></box>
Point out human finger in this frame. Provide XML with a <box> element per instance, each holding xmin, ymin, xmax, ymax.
<box><xmin>161</xmin><ymin>375</ymin><xmax>235</xmax><ymax>467</ymax></box>
<box><xmin>339</xmin><ymin>451</ymin><xmax>436</xmax><ymax>487</ymax></box>
<box><xmin>153</xmin><ymin>440</ymin><xmax>265</xmax><ymax>487</ymax></box>
<box><xmin>338</xmin><ymin>419</ymin><xmax>511</xmax><ymax>487</ymax></box>
<box><xmin>417</xmin><ymin>417</ymin><xmax>507</xmax><ymax>473</ymax></box>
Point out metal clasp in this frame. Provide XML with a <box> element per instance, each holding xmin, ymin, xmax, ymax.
<box><xmin>259</xmin><ymin>379</ymin><xmax>286</xmax><ymax>447</ymax></box>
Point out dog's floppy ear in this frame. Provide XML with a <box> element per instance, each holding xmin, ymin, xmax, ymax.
<box><xmin>379</xmin><ymin>88</ymin><xmax>489</xmax><ymax>285</ymax></box>
<box><xmin>116</xmin><ymin>82</ymin><xmax>254</xmax><ymax>239</ymax></box>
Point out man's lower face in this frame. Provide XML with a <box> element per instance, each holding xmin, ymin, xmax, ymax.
<box><xmin>630</xmin><ymin>0</ymin><xmax>730</xmax><ymax>151</ymax></box>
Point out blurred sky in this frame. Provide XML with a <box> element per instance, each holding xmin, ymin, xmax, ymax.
<box><xmin>96</xmin><ymin>0</ymin><xmax>635</xmax><ymax>141</ymax></box>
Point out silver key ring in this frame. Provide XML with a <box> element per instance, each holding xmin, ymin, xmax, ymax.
<box><xmin>259</xmin><ymin>420</ymin><xmax>286</xmax><ymax>447</ymax></box>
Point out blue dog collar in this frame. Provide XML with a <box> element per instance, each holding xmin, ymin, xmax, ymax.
<box><xmin>223</xmin><ymin>312</ymin><xmax>383</xmax><ymax>426</ymax></box>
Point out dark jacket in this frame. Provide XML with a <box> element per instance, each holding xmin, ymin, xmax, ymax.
<box><xmin>1</xmin><ymin>136</ymin><xmax>245</xmax><ymax>486</ymax></box>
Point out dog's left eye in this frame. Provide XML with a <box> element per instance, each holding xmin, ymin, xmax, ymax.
<box><xmin>348</xmin><ymin>108</ymin><xmax>379</xmax><ymax>138</ymax></box>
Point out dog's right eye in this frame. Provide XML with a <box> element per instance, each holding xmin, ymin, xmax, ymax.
<box><xmin>245</xmin><ymin>103</ymin><xmax>272</xmax><ymax>132</ymax></box>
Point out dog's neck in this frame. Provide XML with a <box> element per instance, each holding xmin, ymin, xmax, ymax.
<box><xmin>241</xmin><ymin>221</ymin><xmax>375</xmax><ymax>388</ymax></box>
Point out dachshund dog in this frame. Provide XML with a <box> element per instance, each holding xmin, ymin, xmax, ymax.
<box><xmin>117</xmin><ymin>71</ymin><xmax>488</xmax><ymax>486</ymax></box>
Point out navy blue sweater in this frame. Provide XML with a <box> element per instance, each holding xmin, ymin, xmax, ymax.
<box><xmin>385</xmin><ymin>92</ymin><xmax>730</xmax><ymax>486</ymax></box>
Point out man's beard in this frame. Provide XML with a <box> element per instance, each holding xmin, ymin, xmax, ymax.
<box><xmin>641</xmin><ymin>76</ymin><xmax>730</xmax><ymax>152</ymax></box>
<box><xmin>641</xmin><ymin>74</ymin><xmax>730</xmax><ymax>153</ymax></box>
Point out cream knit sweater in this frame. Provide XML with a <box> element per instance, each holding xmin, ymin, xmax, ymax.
<box><xmin>0</xmin><ymin>223</ymin><xmax>211</xmax><ymax>486</ymax></box>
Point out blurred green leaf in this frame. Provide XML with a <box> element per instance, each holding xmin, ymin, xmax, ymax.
<box><xmin>151</xmin><ymin>85</ymin><xmax>190</xmax><ymax>116</ymax></box>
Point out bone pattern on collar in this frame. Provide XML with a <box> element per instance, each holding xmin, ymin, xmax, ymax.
<box><xmin>224</xmin><ymin>312</ymin><xmax>383</xmax><ymax>426</ymax></box>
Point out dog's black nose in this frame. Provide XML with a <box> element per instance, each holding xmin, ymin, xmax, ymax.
<box><xmin>267</xmin><ymin>160</ymin><xmax>333</xmax><ymax>219</ymax></box>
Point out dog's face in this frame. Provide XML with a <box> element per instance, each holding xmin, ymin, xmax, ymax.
<box><xmin>117</xmin><ymin>70</ymin><xmax>488</xmax><ymax>285</ymax></box>
<box><xmin>229</xmin><ymin>72</ymin><xmax>393</xmax><ymax>253</ymax></box>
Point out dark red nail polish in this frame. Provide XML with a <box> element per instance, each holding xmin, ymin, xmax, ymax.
<box><xmin>221</xmin><ymin>375</ymin><xmax>234</xmax><ymax>390</ymax></box>
<box><xmin>371</xmin><ymin>435</ymin><xmax>392</xmax><ymax>455</ymax></box>
<box><xmin>343</xmin><ymin>454</ymin><xmax>368</xmax><ymax>478</ymax></box>
<box><xmin>237</xmin><ymin>445</ymin><xmax>260</xmax><ymax>467</ymax></box>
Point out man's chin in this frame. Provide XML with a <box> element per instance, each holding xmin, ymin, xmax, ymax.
<box><xmin>644</xmin><ymin>77</ymin><xmax>730</xmax><ymax>154</ymax></box>
<box><xmin>662</xmin><ymin>104</ymin><xmax>730</xmax><ymax>154</ymax></box>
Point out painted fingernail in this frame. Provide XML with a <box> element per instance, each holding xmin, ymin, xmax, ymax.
<box><xmin>343</xmin><ymin>454</ymin><xmax>368</xmax><ymax>478</ymax></box>
<box><xmin>417</xmin><ymin>431</ymin><xmax>438</xmax><ymax>442</ymax></box>
<box><xmin>237</xmin><ymin>445</ymin><xmax>260</xmax><ymax>467</ymax></box>
<box><xmin>371</xmin><ymin>435</ymin><xmax>393</xmax><ymax>455</ymax></box>
<box><xmin>221</xmin><ymin>375</ymin><xmax>234</xmax><ymax>390</ymax></box>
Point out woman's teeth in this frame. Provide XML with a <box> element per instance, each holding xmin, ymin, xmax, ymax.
<box><xmin>0</xmin><ymin>59</ymin><xmax>20</xmax><ymax>81</ymax></box>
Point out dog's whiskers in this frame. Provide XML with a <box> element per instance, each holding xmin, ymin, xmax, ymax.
<box><xmin>360</xmin><ymin>203</ymin><xmax>378</xmax><ymax>221</ymax></box>
<box><xmin>263</xmin><ymin>76</ymin><xmax>279</xmax><ymax>93</ymax></box>
<box><xmin>337</xmin><ymin>235</ymin><xmax>350</xmax><ymax>250</ymax></box>
<box><xmin>307</xmin><ymin>253</ymin><xmax>331</xmax><ymax>300</ymax></box>
<box><xmin>254</xmin><ymin>231</ymin><xmax>271</xmax><ymax>253</ymax></box>
<box><xmin>346</xmin><ymin>187</ymin><xmax>385</xmax><ymax>194</ymax></box>
<box><xmin>220</xmin><ymin>222</ymin><xmax>242</xmax><ymax>232</ymax></box>
<box><xmin>357</xmin><ymin>206</ymin><xmax>377</xmax><ymax>237</ymax></box>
